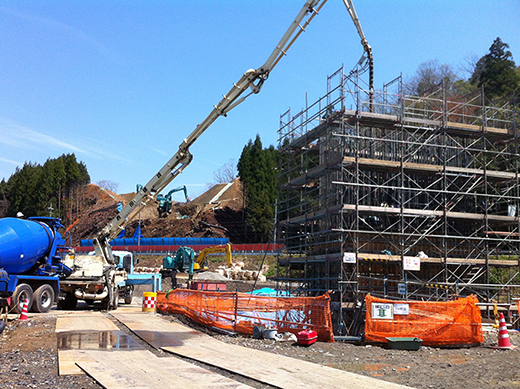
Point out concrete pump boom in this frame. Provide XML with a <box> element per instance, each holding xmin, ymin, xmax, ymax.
<box><xmin>341</xmin><ymin>0</ymin><xmax>374</xmax><ymax>110</ymax></box>
<box><xmin>93</xmin><ymin>0</ymin><xmax>372</xmax><ymax>264</ymax></box>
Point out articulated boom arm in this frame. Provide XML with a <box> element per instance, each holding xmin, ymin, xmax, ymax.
<box><xmin>93</xmin><ymin>0</ymin><xmax>327</xmax><ymax>263</ymax></box>
<box><xmin>341</xmin><ymin>0</ymin><xmax>374</xmax><ymax>109</ymax></box>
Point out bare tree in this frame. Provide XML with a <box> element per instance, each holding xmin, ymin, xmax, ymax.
<box><xmin>406</xmin><ymin>60</ymin><xmax>460</xmax><ymax>97</ymax></box>
<box><xmin>213</xmin><ymin>159</ymin><xmax>237</xmax><ymax>184</ymax></box>
<box><xmin>460</xmin><ymin>53</ymin><xmax>480</xmax><ymax>78</ymax></box>
<box><xmin>97</xmin><ymin>180</ymin><xmax>119</xmax><ymax>194</ymax></box>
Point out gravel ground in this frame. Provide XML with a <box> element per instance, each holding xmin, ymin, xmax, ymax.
<box><xmin>166</xmin><ymin>313</ymin><xmax>520</xmax><ymax>389</ymax></box>
<box><xmin>0</xmin><ymin>315</ymin><xmax>100</xmax><ymax>389</ymax></box>
<box><xmin>2</xmin><ymin>294</ymin><xmax>520</xmax><ymax>389</ymax></box>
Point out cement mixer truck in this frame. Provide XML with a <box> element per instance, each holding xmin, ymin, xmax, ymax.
<box><xmin>0</xmin><ymin>217</ymin><xmax>72</xmax><ymax>314</ymax></box>
<box><xmin>0</xmin><ymin>216</ymin><xmax>126</xmax><ymax>314</ymax></box>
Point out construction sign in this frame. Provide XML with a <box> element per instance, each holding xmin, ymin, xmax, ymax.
<box><xmin>403</xmin><ymin>256</ymin><xmax>420</xmax><ymax>271</ymax></box>
<box><xmin>371</xmin><ymin>303</ymin><xmax>393</xmax><ymax>319</ymax></box>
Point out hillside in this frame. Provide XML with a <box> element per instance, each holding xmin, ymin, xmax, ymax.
<box><xmin>66</xmin><ymin>180</ymin><xmax>245</xmax><ymax>246</ymax></box>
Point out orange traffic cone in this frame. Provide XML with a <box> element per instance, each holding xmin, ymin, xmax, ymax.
<box><xmin>493</xmin><ymin>313</ymin><xmax>517</xmax><ymax>350</ymax></box>
<box><xmin>18</xmin><ymin>298</ymin><xmax>29</xmax><ymax>321</ymax></box>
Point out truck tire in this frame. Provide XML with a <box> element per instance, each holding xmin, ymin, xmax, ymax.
<box><xmin>100</xmin><ymin>298</ymin><xmax>110</xmax><ymax>310</ymax></box>
<box><xmin>11</xmin><ymin>284</ymin><xmax>33</xmax><ymax>314</ymax></box>
<box><xmin>58</xmin><ymin>292</ymin><xmax>77</xmax><ymax>310</ymax></box>
<box><xmin>124</xmin><ymin>286</ymin><xmax>134</xmax><ymax>304</ymax></box>
<box><xmin>32</xmin><ymin>285</ymin><xmax>55</xmax><ymax>313</ymax></box>
<box><xmin>111</xmin><ymin>288</ymin><xmax>119</xmax><ymax>310</ymax></box>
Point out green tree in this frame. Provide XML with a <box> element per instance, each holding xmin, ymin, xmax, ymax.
<box><xmin>5</xmin><ymin>153</ymin><xmax>90</xmax><ymax>222</ymax></box>
<box><xmin>470</xmin><ymin>37</ymin><xmax>520</xmax><ymax>100</ymax></box>
<box><xmin>238</xmin><ymin>135</ymin><xmax>279</xmax><ymax>242</ymax></box>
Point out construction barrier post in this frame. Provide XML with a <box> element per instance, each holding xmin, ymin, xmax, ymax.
<box><xmin>18</xmin><ymin>298</ymin><xmax>29</xmax><ymax>321</ymax></box>
<box><xmin>142</xmin><ymin>292</ymin><xmax>157</xmax><ymax>313</ymax></box>
<box><xmin>493</xmin><ymin>313</ymin><xmax>517</xmax><ymax>350</ymax></box>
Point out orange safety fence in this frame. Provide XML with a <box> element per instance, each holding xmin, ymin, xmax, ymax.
<box><xmin>365</xmin><ymin>294</ymin><xmax>484</xmax><ymax>346</ymax></box>
<box><xmin>156</xmin><ymin>289</ymin><xmax>334</xmax><ymax>342</ymax></box>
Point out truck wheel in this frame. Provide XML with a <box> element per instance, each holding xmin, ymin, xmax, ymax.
<box><xmin>124</xmin><ymin>286</ymin><xmax>134</xmax><ymax>304</ymax></box>
<box><xmin>11</xmin><ymin>284</ymin><xmax>33</xmax><ymax>314</ymax></box>
<box><xmin>58</xmin><ymin>293</ymin><xmax>77</xmax><ymax>310</ymax></box>
<box><xmin>100</xmin><ymin>298</ymin><xmax>110</xmax><ymax>310</ymax></box>
<box><xmin>32</xmin><ymin>285</ymin><xmax>55</xmax><ymax>313</ymax></box>
<box><xmin>111</xmin><ymin>288</ymin><xmax>119</xmax><ymax>310</ymax></box>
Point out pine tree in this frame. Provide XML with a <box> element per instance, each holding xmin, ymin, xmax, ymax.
<box><xmin>471</xmin><ymin>37</ymin><xmax>520</xmax><ymax>100</ymax></box>
<box><xmin>5</xmin><ymin>154</ymin><xmax>90</xmax><ymax>219</ymax></box>
<box><xmin>238</xmin><ymin>135</ymin><xmax>279</xmax><ymax>242</ymax></box>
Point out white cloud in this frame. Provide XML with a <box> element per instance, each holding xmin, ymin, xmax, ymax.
<box><xmin>148</xmin><ymin>147</ymin><xmax>168</xmax><ymax>156</ymax></box>
<box><xmin>0</xmin><ymin>121</ymin><xmax>84</xmax><ymax>153</ymax></box>
<box><xmin>0</xmin><ymin>6</ymin><xmax>122</xmax><ymax>63</ymax></box>
<box><xmin>0</xmin><ymin>157</ymin><xmax>22</xmax><ymax>166</ymax></box>
<box><xmin>0</xmin><ymin>118</ymin><xmax>136</xmax><ymax>166</ymax></box>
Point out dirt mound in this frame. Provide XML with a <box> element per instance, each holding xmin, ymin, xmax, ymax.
<box><xmin>193</xmin><ymin>179</ymin><xmax>243</xmax><ymax>212</ymax></box>
<box><xmin>66</xmin><ymin>181</ymin><xmax>245</xmax><ymax>245</ymax></box>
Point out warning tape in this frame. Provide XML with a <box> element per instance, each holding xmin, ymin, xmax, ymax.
<box><xmin>425</xmin><ymin>283</ymin><xmax>450</xmax><ymax>290</ymax></box>
<box><xmin>360</xmin><ymin>257</ymin><xmax>390</xmax><ymax>263</ymax></box>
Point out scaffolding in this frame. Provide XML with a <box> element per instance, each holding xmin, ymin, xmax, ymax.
<box><xmin>275</xmin><ymin>64</ymin><xmax>520</xmax><ymax>333</ymax></box>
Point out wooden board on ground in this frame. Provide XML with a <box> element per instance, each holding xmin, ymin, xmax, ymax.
<box><xmin>56</xmin><ymin>311</ymin><xmax>119</xmax><ymax>333</ymax></box>
<box><xmin>75</xmin><ymin>349</ymin><xmax>252</xmax><ymax>389</ymax></box>
<box><xmin>57</xmin><ymin>311</ymin><xmax>121</xmax><ymax>375</ymax></box>
<box><xmin>110</xmin><ymin>311</ymin><xmax>206</xmax><ymax>349</ymax></box>
<box><xmin>109</xmin><ymin>311</ymin><xmax>409</xmax><ymax>388</ymax></box>
<box><xmin>110</xmin><ymin>311</ymin><xmax>175</xmax><ymax>332</ymax></box>
<box><xmin>163</xmin><ymin>339</ymin><xmax>410</xmax><ymax>389</ymax></box>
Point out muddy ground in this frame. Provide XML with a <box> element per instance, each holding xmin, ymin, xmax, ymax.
<box><xmin>2</xmin><ymin>294</ymin><xmax>520</xmax><ymax>389</ymax></box>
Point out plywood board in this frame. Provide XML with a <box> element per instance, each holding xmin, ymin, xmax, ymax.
<box><xmin>57</xmin><ymin>312</ymin><xmax>122</xmax><ymax>375</ymax></box>
<box><xmin>162</xmin><ymin>338</ymin><xmax>410</xmax><ymax>389</ymax></box>
<box><xmin>112</xmin><ymin>312</ymin><xmax>409</xmax><ymax>388</ymax></box>
<box><xmin>110</xmin><ymin>311</ymin><xmax>205</xmax><ymax>348</ymax></box>
<box><xmin>59</xmin><ymin>350</ymin><xmax>95</xmax><ymax>376</ymax></box>
<box><xmin>110</xmin><ymin>311</ymin><xmax>175</xmax><ymax>332</ymax></box>
<box><xmin>76</xmin><ymin>349</ymin><xmax>252</xmax><ymax>389</ymax></box>
<box><xmin>56</xmin><ymin>311</ymin><xmax>119</xmax><ymax>332</ymax></box>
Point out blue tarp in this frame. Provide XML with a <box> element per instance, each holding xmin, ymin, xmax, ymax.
<box><xmin>80</xmin><ymin>237</ymin><xmax>229</xmax><ymax>247</ymax></box>
<box><xmin>250</xmin><ymin>287</ymin><xmax>290</xmax><ymax>297</ymax></box>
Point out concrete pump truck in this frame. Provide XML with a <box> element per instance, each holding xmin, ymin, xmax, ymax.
<box><xmin>0</xmin><ymin>0</ymin><xmax>372</xmax><ymax>316</ymax></box>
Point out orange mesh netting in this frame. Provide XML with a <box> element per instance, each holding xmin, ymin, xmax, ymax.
<box><xmin>365</xmin><ymin>294</ymin><xmax>483</xmax><ymax>346</ymax></box>
<box><xmin>157</xmin><ymin>289</ymin><xmax>334</xmax><ymax>342</ymax></box>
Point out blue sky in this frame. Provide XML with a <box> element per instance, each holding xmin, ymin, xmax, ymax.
<box><xmin>1</xmin><ymin>1</ymin><xmax>519</xmax><ymax>201</ymax></box>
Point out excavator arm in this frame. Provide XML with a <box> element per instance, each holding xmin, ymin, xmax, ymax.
<box><xmin>194</xmin><ymin>243</ymin><xmax>232</xmax><ymax>271</ymax></box>
<box><xmin>166</xmin><ymin>186</ymin><xmax>189</xmax><ymax>202</ymax></box>
<box><xmin>157</xmin><ymin>186</ymin><xmax>189</xmax><ymax>218</ymax></box>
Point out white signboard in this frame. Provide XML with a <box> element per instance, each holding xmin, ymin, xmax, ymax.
<box><xmin>371</xmin><ymin>303</ymin><xmax>394</xmax><ymax>319</ymax></box>
<box><xmin>394</xmin><ymin>303</ymin><xmax>410</xmax><ymax>315</ymax></box>
<box><xmin>343</xmin><ymin>253</ymin><xmax>356</xmax><ymax>263</ymax></box>
<box><xmin>403</xmin><ymin>256</ymin><xmax>420</xmax><ymax>271</ymax></box>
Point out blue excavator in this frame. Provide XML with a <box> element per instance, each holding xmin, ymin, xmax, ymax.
<box><xmin>156</xmin><ymin>186</ymin><xmax>190</xmax><ymax>218</ymax></box>
<box><xmin>135</xmin><ymin>184</ymin><xmax>190</xmax><ymax>218</ymax></box>
<box><xmin>163</xmin><ymin>244</ymin><xmax>232</xmax><ymax>287</ymax></box>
